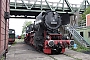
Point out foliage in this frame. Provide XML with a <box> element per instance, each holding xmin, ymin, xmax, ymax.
<box><xmin>0</xmin><ymin>56</ymin><xmax>5</xmax><ymax>60</ymax></box>
<box><xmin>12</xmin><ymin>41</ymin><xmax>17</xmax><ymax>46</ymax></box>
<box><xmin>21</xmin><ymin>34</ymin><xmax>25</xmax><ymax>39</ymax></box>
<box><xmin>82</xmin><ymin>6</ymin><xmax>90</xmax><ymax>20</ymax></box>
<box><xmin>22</xmin><ymin>21</ymin><xmax>32</xmax><ymax>34</ymax></box>
<box><xmin>78</xmin><ymin>20</ymin><xmax>86</xmax><ymax>26</ymax></box>
<box><xmin>76</xmin><ymin>46</ymin><xmax>89</xmax><ymax>52</ymax></box>
<box><xmin>78</xmin><ymin>6</ymin><xmax>90</xmax><ymax>26</ymax></box>
<box><xmin>71</xmin><ymin>45</ymin><xmax>90</xmax><ymax>52</ymax></box>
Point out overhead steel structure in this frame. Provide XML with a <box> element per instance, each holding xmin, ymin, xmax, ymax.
<box><xmin>77</xmin><ymin>0</ymin><xmax>90</xmax><ymax>13</ymax></box>
<box><xmin>10</xmin><ymin>0</ymin><xmax>74</xmax><ymax>18</ymax></box>
<box><xmin>10</xmin><ymin>0</ymin><xmax>90</xmax><ymax>18</ymax></box>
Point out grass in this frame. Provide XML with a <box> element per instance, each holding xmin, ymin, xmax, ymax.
<box><xmin>0</xmin><ymin>56</ymin><xmax>5</xmax><ymax>60</ymax></box>
<box><xmin>15</xmin><ymin>39</ymin><xmax>24</xmax><ymax>42</ymax></box>
<box><xmin>67</xmin><ymin>46</ymin><xmax>90</xmax><ymax>60</ymax></box>
<box><xmin>12</xmin><ymin>39</ymin><xmax>24</xmax><ymax>44</ymax></box>
<box><xmin>71</xmin><ymin>45</ymin><xmax>90</xmax><ymax>52</ymax></box>
<box><xmin>12</xmin><ymin>41</ymin><xmax>17</xmax><ymax>46</ymax></box>
<box><xmin>71</xmin><ymin>40</ymin><xmax>90</xmax><ymax>52</ymax></box>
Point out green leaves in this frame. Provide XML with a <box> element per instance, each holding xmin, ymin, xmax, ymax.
<box><xmin>78</xmin><ymin>6</ymin><xmax>90</xmax><ymax>26</ymax></box>
<box><xmin>82</xmin><ymin>6</ymin><xmax>90</xmax><ymax>20</ymax></box>
<box><xmin>22</xmin><ymin>21</ymin><xmax>32</xmax><ymax>34</ymax></box>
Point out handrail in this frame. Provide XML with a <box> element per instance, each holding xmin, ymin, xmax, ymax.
<box><xmin>66</xmin><ymin>25</ymin><xmax>90</xmax><ymax>47</ymax></box>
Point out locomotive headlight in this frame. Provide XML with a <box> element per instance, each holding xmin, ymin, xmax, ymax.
<box><xmin>48</xmin><ymin>40</ymin><xmax>54</xmax><ymax>47</ymax></box>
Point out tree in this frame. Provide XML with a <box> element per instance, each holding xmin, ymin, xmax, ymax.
<box><xmin>21</xmin><ymin>34</ymin><xmax>25</xmax><ymax>39</ymax></box>
<box><xmin>82</xmin><ymin>6</ymin><xmax>90</xmax><ymax>20</ymax></box>
<box><xmin>78</xmin><ymin>6</ymin><xmax>90</xmax><ymax>26</ymax></box>
<box><xmin>22</xmin><ymin>21</ymin><xmax>32</xmax><ymax>34</ymax></box>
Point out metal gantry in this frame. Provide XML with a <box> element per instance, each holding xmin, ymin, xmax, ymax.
<box><xmin>10</xmin><ymin>0</ymin><xmax>75</xmax><ymax>18</ymax></box>
<box><xmin>10</xmin><ymin>0</ymin><xmax>90</xmax><ymax>18</ymax></box>
<box><xmin>11</xmin><ymin>0</ymin><xmax>74</xmax><ymax>11</ymax></box>
<box><xmin>78</xmin><ymin>0</ymin><xmax>90</xmax><ymax>13</ymax></box>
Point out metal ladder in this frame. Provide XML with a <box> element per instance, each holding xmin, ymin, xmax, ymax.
<box><xmin>66</xmin><ymin>25</ymin><xmax>90</xmax><ymax>47</ymax></box>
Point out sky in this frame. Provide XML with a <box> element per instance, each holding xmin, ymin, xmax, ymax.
<box><xmin>9</xmin><ymin>18</ymin><xmax>35</xmax><ymax>35</ymax></box>
<box><xmin>9</xmin><ymin>0</ymin><xmax>90</xmax><ymax>35</ymax></box>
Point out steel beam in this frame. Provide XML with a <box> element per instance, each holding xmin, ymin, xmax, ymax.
<box><xmin>87</xmin><ymin>0</ymin><xmax>90</xmax><ymax>4</ymax></box>
<box><xmin>45</xmin><ymin>0</ymin><xmax>53</xmax><ymax>11</ymax></box>
<box><xmin>10</xmin><ymin>9</ymin><xmax>44</xmax><ymax>12</ymax></box>
<box><xmin>21</xmin><ymin>0</ymin><xmax>28</xmax><ymax>9</ymax></box>
<box><xmin>10</xmin><ymin>9</ymin><xmax>74</xmax><ymax>14</ymax></box>
<box><xmin>15</xmin><ymin>0</ymin><xmax>17</xmax><ymax>9</ymax></box>
<box><xmin>64</xmin><ymin>0</ymin><xmax>74</xmax><ymax>12</ymax></box>
<box><xmin>62</xmin><ymin>0</ymin><xmax>64</xmax><ymax>11</ymax></box>
<box><xmin>10</xmin><ymin>16</ymin><xmax>36</xmax><ymax>19</ymax></box>
<box><xmin>54</xmin><ymin>0</ymin><xmax>61</xmax><ymax>11</ymax></box>
<box><xmin>29</xmin><ymin>0</ymin><xmax>38</xmax><ymax>9</ymax></box>
<box><xmin>41</xmin><ymin>0</ymin><xmax>42</xmax><ymax>10</ymax></box>
<box><xmin>85</xmin><ymin>0</ymin><xmax>86</xmax><ymax>10</ymax></box>
<box><xmin>78</xmin><ymin>0</ymin><xmax>89</xmax><ymax>12</ymax></box>
<box><xmin>28</xmin><ymin>0</ymin><xmax>30</xmax><ymax>7</ymax></box>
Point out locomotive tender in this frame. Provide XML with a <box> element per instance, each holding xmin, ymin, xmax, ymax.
<box><xmin>24</xmin><ymin>10</ymin><xmax>73</xmax><ymax>54</ymax></box>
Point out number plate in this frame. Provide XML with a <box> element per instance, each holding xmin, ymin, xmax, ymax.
<box><xmin>51</xmin><ymin>22</ymin><xmax>57</xmax><ymax>24</ymax></box>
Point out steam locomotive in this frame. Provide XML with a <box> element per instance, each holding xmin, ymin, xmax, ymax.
<box><xmin>24</xmin><ymin>11</ymin><xmax>73</xmax><ymax>54</ymax></box>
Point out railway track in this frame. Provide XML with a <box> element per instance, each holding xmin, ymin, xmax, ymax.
<box><xmin>47</xmin><ymin>52</ymin><xmax>82</xmax><ymax>60</ymax></box>
<box><xmin>6</xmin><ymin>39</ymin><xmax>90</xmax><ymax>60</ymax></box>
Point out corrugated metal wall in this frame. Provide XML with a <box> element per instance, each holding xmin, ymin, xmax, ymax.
<box><xmin>0</xmin><ymin>0</ymin><xmax>9</xmax><ymax>56</ymax></box>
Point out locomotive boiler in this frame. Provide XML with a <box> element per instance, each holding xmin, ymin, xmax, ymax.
<box><xmin>24</xmin><ymin>10</ymin><xmax>73</xmax><ymax>54</ymax></box>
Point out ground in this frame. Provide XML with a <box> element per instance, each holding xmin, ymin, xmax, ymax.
<box><xmin>6</xmin><ymin>39</ymin><xmax>90</xmax><ymax>60</ymax></box>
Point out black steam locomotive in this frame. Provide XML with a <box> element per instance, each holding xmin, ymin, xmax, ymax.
<box><xmin>24</xmin><ymin>11</ymin><xmax>73</xmax><ymax>54</ymax></box>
